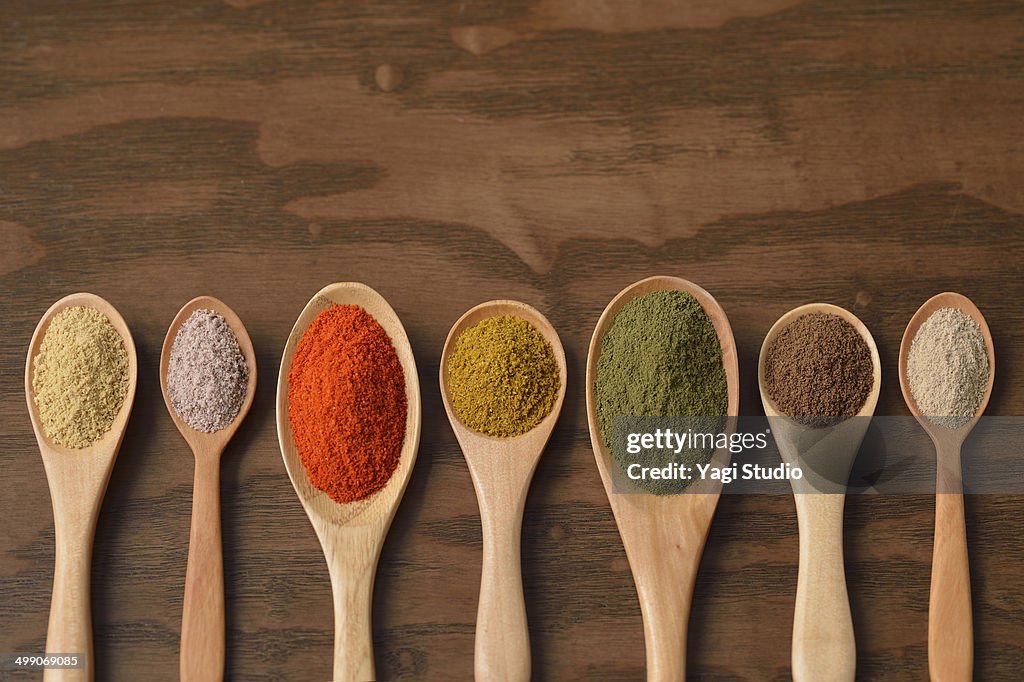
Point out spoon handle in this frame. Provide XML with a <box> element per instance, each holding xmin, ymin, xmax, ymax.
<box><xmin>929</xmin><ymin>447</ymin><xmax>972</xmax><ymax>681</ymax></box>
<box><xmin>325</xmin><ymin>541</ymin><xmax>376</xmax><ymax>682</ymax></box>
<box><xmin>45</xmin><ymin>506</ymin><xmax>96</xmax><ymax>682</ymax></box>
<box><xmin>634</xmin><ymin>526</ymin><xmax>701</xmax><ymax>682</ymax></box>
<box><xmin>476</xmin><ymin>499</ymin><xmax>530</xmax><ymax>682</ymax></box>
<box><xmin>180</xmin><ymin>456</ymin><xmax>224</xmax><ymax>682</ymax></box>
<box><xmin>792</xmin><ymin>494</ymin><xmax>855</xmax><ymax>682</ymax></box>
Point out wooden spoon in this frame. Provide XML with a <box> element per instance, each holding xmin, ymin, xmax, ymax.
<box><xmin>159</xmin><ymin>297</ymin><xmax>257</xmax><ymax>682</ymax></box>
<box><xmin>898</xmin><ymin>292</ymin><xmax>994</xmax><ymax>682</ymax></box>
<box><xmin>585</xmin><ymin>276</ymin><xmax>739</xmax><ymax>682</ymax></box>
<box><xmin>758</xmin><ymin>303</ymin><xmax>881</xmax><ymax>682</ymax></box>
<box><xmin>25</xmin><ymin>293</ymin><xmax>139</xmax><ymax>682</ymax></box>
<box><xmin>276</xmin><ymin>283</ymin><xmax>421</xmax><ymax>682</ymax></box>
<box><xmin>439</xmin><ymin>300</ymin><xmax>567</xmax><ymax>682</ymax></box>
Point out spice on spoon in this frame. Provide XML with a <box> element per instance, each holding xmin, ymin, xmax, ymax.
<box><xmin>763</xmin><ymin>312</ymin><xmax>872</xmax><ymax>427</ymax></box>
<box><xmin>907</xmin><ymin>307</ymin><xmax>989</xmax><ymax>428</ymax></box>
<box><xmin>447</xmin><ymin>315</ymin><xmax>560</xmax><ymax>437</ymax></box>
<box><xmin>32</xmin><ymin>306</ymin><xmax>129</xmax><ymax>449</ymax></box>
<box><xmin>593</xmin><ymin>290</ymin><xmax>728</xmax><ymax>493</ymax></box>
<box><xmin>287</xmin><ymin>304</ymin><xmax>407</xmax><ymax>504</ymax></box>
<box><xmin>167</xmin><ymin>309</ymin><xmax>249</xmax><ymax>433</ymax></box>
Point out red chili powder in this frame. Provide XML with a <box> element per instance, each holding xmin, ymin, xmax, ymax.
<box><xmin>287</xmin><ymin>304</ymin><xmax>407</xmax><ymax>504</ymax></box>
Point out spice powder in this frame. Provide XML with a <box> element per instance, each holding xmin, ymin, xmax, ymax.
<box><xmin>907</xmin><ymin>307</ymin><xmax>989</xmax><ymax>428</ymax></box>
<box><xmin>593</xmin><ymin>290</ymin><xmax>728</xmax><ymax>494</ymax></box>
<box><xmin>447</xmin><ymin>315</ymin><xmax>560</xmax><ymax>438</ymax></box>
<box><xmin>32</xmin><ymin>306</ymin><xmax>129</xmax><ymax>449</ymax></box>
<box><xmin>167</xmin><ymin>308</ymin><xmax>249</xmax><ymax>433</ymax></box>
<box><xmin>763</xmin><ymin>312</ymin><xmax>873</xmax><ymax>427</ymax></box>
<box><xmin>287</xmin><ymin>304</ymin><xmax>407</xmax><ymax>504</ymax></box>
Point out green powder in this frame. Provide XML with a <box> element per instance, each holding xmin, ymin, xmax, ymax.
<box><xmin>594</xmin><ymin>290</ymin><xmax>728</xmax><ymax>493</ymax></box>
<box><xmin>447</xmin><ymin>315</ymin><xmax>560</xmax><ymax>437</ymax></box>
<box><xmin>32</xmin><ymin>306</ymin><xmax>130</xmax><ymax>448</ymax></box>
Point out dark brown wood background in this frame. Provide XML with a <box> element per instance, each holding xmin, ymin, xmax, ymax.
<box><xmin>2</xmin><ymin>1</ymin><xmax>1024</xmax><ymax>679</ymax></box>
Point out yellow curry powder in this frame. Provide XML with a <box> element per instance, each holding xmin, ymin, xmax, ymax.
<box><xmin>447</xmin><ymin>315</ymin><xmax>559</xmax><ymax>437</ymax></box>
<box><xmin>32</xmin><ymin>306</ymin><xmax>129</xmax><ymax>448</ymax></box>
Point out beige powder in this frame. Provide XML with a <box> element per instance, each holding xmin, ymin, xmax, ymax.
<box><xmin>32</xmin><ymin>306</ymin><xmax>129</xmax><ymax>448</ymax></box>
<box><xmin>907</xmin><ymin>307</ymin><xmax>989</xmax><ymax>428</ymax></box>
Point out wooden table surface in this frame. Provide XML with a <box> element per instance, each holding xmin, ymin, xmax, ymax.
<box><xmin>2</xmin><ymin>1</ymin><xmax>1024</xmax><ymax>680</ymax></box>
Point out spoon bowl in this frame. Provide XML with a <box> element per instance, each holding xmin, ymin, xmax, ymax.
<box><xmin>439</xmin><ymin>300</ymin><xmax>567</xmax><ymax>682</ymax></box>
<box><xmin>160</xmin><ymin>297</ymin><xmax>258</xmax><ymax>452</ymax></box>
<box><xmin>276</xmin><ymin>282</ymin><xmax>421</xmax><ymax>682</ymax></box>
<box><xmin>159</xmin><ymin>296</ymin><xmax>257</xmax><ymax>682</ymax></box>
<box><xmin>757</xmin><ymin>302</ymin><xmax>880</xmax><ymax>682</ymax></box>
<box><xmin>899</xmin><ymin>292</ymin><xmax>995</xmax><ymax>445</ymax></box>
<box><xmin>585</xmin><ymin>276</ymin><xmax>739</xmax><ymax>682</ymax></box>
<box><xmin>25</xmin><ymin>293</ymin><xmax>138</xmax><ymax>682</ymax></box>
<box><xmin>898</xmin><ymin>292</ymin><xmax>994</xmax><ymax>682</ymax></box>
<box><xmin>759</xmin><ymin>303</ymin><xmax>882</xmax><ymax>492</ymax></box>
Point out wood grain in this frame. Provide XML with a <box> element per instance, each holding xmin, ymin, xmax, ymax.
<box><xmin>2</xmin><ymin>1</ymin><xmax>1024</xmax><ymax>679</ymax></box>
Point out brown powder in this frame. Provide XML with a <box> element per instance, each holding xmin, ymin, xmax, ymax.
<box><xmin>764</xmin><ymin>312</ymin><xmax>873</xmax><ymax>427</ymax></box>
